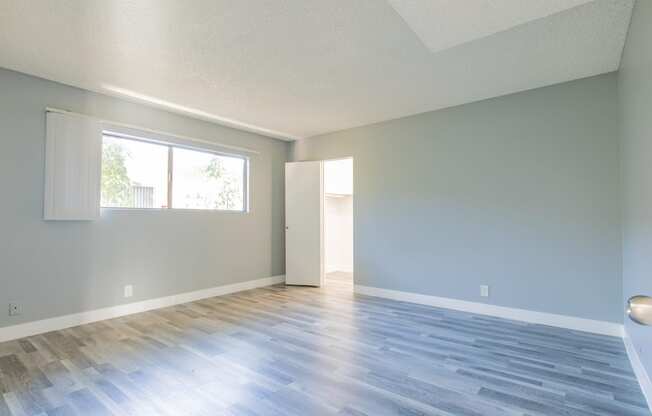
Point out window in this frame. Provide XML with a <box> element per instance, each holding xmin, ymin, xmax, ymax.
<box><xmin>100</xmin><ymin>133</ymin><xmax>248</xmax><ymax>211</ymax></box>
<box><xmin>172</xmin><ymin>147</ymin><xmax>245</xmax><ymax>211</ymax></box>
<box><xmin>101</xmin><ymin>136</ymin><xmax>169</xmax><ymax>208</ymax></box>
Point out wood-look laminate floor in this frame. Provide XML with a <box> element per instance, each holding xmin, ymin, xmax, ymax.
<box><xmin>0</xmin><ymin>273</ymin><xmax>648</xmax><ymax>416</ymax></box>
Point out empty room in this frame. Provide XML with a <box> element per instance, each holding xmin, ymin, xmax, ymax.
<box><xmin>1</xmin><ymin>1</ymin><xmax>651</xmax><ymax>415</ymax></box>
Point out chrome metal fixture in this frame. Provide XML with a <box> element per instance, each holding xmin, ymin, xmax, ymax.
<box><xmin>627</xmin><ymin>295</ymin><xmax>652</xmax><ymax>326</ymax></box>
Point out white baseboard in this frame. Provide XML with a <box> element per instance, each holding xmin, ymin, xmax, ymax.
<box><xmin>354</xmin><ymin>285</ymin><xmax>623</xmax><ymax>337</ymax></box>
<box><xmin>0</xmin><ymin>275</ymin><xmax>285</xmax><ymax>343</ymax></box>
<box><xmin>624</xmin><ymin>330</ymin><xmax>652</xmax><ymax>410</ymax></box>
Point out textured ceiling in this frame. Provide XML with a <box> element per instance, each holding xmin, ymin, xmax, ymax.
<box><xmin>0</xmin><ymin>0</ymin><xmax>634</xmax><ymax>140</ymax></box>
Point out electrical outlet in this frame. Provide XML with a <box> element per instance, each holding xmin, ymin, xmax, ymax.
<box><xmin>8</xmin><ymin>303</ymin><xmax>21</xmax><ymax>316</ymax></box>
<box><xmin>480</xmin><ymin>285</ymin><xmax>490</xmax><ymax>297</ymax></box>
<box><xmin>124</xmin><ymin>285</ymin><xmax>133</xmax><ymax>298</ymax></box>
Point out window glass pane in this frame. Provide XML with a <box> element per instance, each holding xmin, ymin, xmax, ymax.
<box><xmin>172</xmin><ymin>147</ymin><xmax>245</xmax><ymax>211</ymax></box>
<box><xmin>101</xmin><ymin>136</ymin><xmax>169</xmax><ymax>208</ymax></box>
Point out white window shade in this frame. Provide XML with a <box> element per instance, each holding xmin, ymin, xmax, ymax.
<box><xmin>44</xmin><ymin>111</ymin><xmax>102</xmax><ymax>220</ymax></box>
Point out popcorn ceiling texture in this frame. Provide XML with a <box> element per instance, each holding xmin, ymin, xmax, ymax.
<box><xmin>0</xmin><ymin>0</ymin><xmax>634</xmax><ymax>139</ymax></box>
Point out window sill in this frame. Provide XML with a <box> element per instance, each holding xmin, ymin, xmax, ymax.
<box><xmin>100</xmin><ymin>207</ymin><xmax>250</xmax><ymax>214</ymax></box>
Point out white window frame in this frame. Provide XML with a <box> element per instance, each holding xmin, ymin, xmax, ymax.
<box><xmin>100</xmin><ymin>130</ymin><xmax>250</xmax><ymax>213</ymax></box>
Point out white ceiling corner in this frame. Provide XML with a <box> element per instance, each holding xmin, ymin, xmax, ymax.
<box><xmin>0</xmin><ymin>0</ymin><xmax>634</xmax><ymax>140</ymax></box>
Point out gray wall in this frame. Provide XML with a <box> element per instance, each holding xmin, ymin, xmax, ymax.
<box><xmin>619</xmin><ymin>0</ymin><xmax>652</xmax><ymax>377</ymax></box>
<box><xmin>293</xmin><ymin>74</ymin><xmax>622</xmax><ymax>323</ymax></box>
<box><xmin>0</xmin><ymin>68</ymin><xmax>288</xmax><ymax>329</ymax></box>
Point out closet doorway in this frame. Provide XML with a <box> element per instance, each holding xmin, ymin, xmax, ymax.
<box><xmin>324</xmin><ymin>158</ymin><xmax>353</xmax><ymax>290</ymax></box>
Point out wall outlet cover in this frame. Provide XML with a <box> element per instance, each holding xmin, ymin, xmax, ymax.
<box><xmin>8</xmin><ymin>303</ymin><xmax>21</xmax><ymax>316</ymax></box>
<box><xmin>124</xmin><ymin>285</ymin><xmax>133</xmax><ymax>298</ymax></box>
<box><xmin>480</xmin><ymin>285</ymin><xmax>490</xmax><ymax>297</ymax></box>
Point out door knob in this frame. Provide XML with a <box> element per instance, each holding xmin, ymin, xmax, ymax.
<box><xmin>627</xmin><ymin>296</ymin><xmax>652</xmax><ymax>326</ymax></box>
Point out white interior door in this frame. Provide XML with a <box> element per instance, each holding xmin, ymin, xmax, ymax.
<box><xmin>285</xmin><ymin>161</ymin><xmax>324</xmax><ymax>286</ymax></box>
